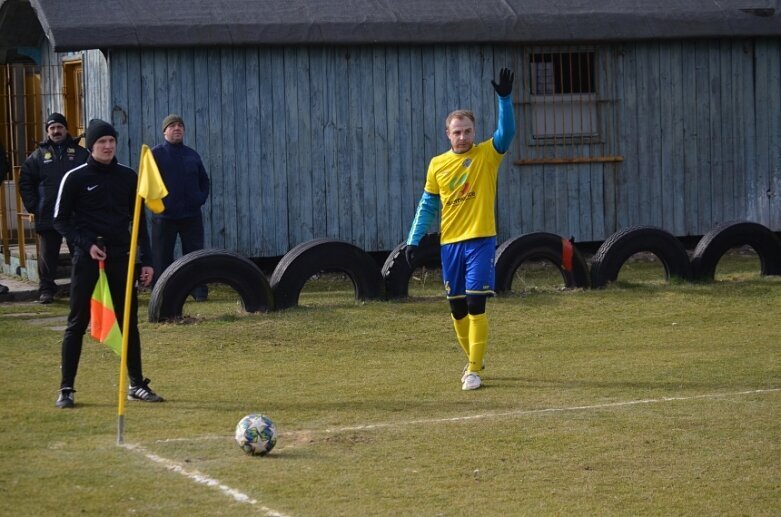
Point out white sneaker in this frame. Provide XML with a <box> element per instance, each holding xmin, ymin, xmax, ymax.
<box><xmin>461</xmin><ymin>361</ymin><xmax>486</xmax><ymax>383</ymax></box>
<box><xmin>462</xmin><ymin>372</ymin><xmax>481</xmax><ymax>391</ymax></box>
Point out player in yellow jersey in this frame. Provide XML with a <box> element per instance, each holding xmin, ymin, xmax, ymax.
<box><xmin>404</xmin><ymin>68</ymin><xmax>515</xmax><ymax>390</ymax></box>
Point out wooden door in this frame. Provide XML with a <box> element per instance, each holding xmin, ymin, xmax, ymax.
<box><xmin>62</xmin><ymin>59</ymin><xmax>84</xmax><ymax>140</ymax></box>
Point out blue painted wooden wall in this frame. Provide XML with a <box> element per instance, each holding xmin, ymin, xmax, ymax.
<box><xmin>87</xmin><ymin>38</ymin><xmax>780</xmax><ymax>258</ymax></box>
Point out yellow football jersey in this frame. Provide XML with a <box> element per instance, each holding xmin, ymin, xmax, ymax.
<box><xmin>424</xmin><ymin>139</ymin><xmax>504</xmax><ymax>245</ymax></box>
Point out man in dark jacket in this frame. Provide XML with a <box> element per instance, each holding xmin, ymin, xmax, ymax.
<box><xmin>0</xmin><ymin>142</ymin><xmax>10</xmax><ymax>296</ymax></box>
<box><xmin>53</xmin><ymin>119</ymin><xmax>164</xmax><ymax>408</ymax></box>
<box><xmin>19</xmin><ymin>113</ymin><xmax>89</xmax><ymax>303</ymax></box>
<box><xmin>0</xmin><ymin>141</ymin><xmax>8</xmax><ymax>180</ymax></box>
<box><xmin>151</xmin><ymin>114</ymin><xmax>210</xmax><ymax>300</ymax></box>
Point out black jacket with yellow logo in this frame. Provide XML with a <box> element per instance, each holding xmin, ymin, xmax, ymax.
<box><xmin>19</xmin><ymin>136</ymin><xmax>89</xmax><ymax>231</ymax></box>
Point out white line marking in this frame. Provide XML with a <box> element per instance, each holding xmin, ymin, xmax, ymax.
<box><xmin>136</xmin><ymin>388</ymin><xmax>778</xmax><ymax>509</ymax></box>
<box><xmin>121</xmin><ymin>443</ymin><xmax>288</xmax><ymax>517</ymax></box>
<box><xmin>325</xmin><ymin>388</ymin><xmax>781</xmax><ymax>433</ymax></box>
<box><xmin>155</xmin><ymin>388</ymin><xmax>780</xmax><ymax>444</ymax></box>
<box><xmin>155</xmin><ymin>434</ymin><xmax>226</xmax><ymax>444</ymax></box>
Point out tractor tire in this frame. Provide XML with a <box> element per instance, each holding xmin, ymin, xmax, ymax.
<box><xmin>270</xmin><ymin>238</ymin><xmax>384</xmax><ymax>309</ymax></box>
<box><xmin>495</xmin><ymin>232</ymin><xmax>590</xmax><ymax>293</ymax></box>
<box><xmin>590</xmin><ymin>226</ymin><xmax>691</xmax><ymax>288</ymax></box>
<box><xmin>690</xmin><ymin>220</ymin><xmax>781</xmax><ymax>281</ymax></box>
<box><xmin>381</xmin><ymin>233</ymin><xmax>441</xmax><ymax>299</ymax></box>
<box><xmin>148</xmin><ymin>249</ymin><xmax>274</xmax><ymax>322</ymax></box>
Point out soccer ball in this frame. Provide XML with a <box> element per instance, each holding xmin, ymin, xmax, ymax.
<box><xmin>235</xmin><ymin>413</ymin><xmax>277</xmax><ymax>456</ymax></box>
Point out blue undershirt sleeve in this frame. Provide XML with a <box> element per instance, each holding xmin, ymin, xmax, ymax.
<box><xmin>406</xmin><ymin>191</ymin><xmax>440</xmax><ymax>246</ymax></box>
<box><xmin>492</xmin><ymin>94</ymin><xmax>516</xmax><ymax>154</ymax></box>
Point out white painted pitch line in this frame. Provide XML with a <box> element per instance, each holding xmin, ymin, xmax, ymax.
<box><xmin>325</xmin><ymin>388</ymin><xmax>781</xmax><ymax>433</ymax></box>
<box><xmin>121</xmin><ymin>443</ymin><xmax>289</xmax><ymax>517</ymax></box>
<box><xmin>154</xmin><ymin>387</ymin><xmax>780</xmax><ymax>445</ymax></box>
<box><xmin>136</xmin><ymin>388</ymin><xmax>778</xmax><ymax>510</ymax></box>
<box><xmin>155</xmin><ymin>434</ymin><xmax>227</xmax><ymax>444</ymax></box>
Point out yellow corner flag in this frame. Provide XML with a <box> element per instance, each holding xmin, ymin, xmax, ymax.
<box><xmin>138</xmin><ymin>144</ymin><xmax>168</xmax><ymax>213</ymax></box>
<box><xmin>117</xmin><ymin>144</ymin><xmax>169</xmax><ymax>444</ymax></box>
<box><xmin>90</xmin><ymin>260</ymin><xmax>122</xmax><ymax>355</ymax></box>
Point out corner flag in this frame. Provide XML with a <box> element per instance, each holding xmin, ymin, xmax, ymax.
<box><xmin>117</xmin><ymin>144</ymin><xmax>169</xmax><ymax>444</ymax></box>
<box><xmin>90</xmin><ymin>260</ymin><xmax>122</xmax><ymax>355</ymax></box>
<box><xmin>138</xmin><ymin>144</ymin><xmax>168</xmax><ymax>214</ymax></box>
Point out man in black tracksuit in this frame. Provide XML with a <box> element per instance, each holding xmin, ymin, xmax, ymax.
<box><xmin>53</xmin><ymin>119</ymin><xmax>164</xmax><ymax>408</ymax></box>
<box><xmin>19</xmin><ymin>113</ymin><xmax>89</xmax><ymax>303</ymax></box>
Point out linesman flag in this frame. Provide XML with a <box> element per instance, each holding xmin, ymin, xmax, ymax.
<box><xmin>138</xmin><ymin>144</ymin><xmax>168</xmax><ymax>214</ymax></box>
<box><xmin>90</xmin><ymin>260</ymin><xmax>122</xmax><ymax>355</ymax></box>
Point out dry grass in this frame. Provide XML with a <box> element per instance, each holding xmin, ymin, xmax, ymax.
<box><xmin>0</xmin><ymin>254</ymin><xmax>778</xmax><ymax>515</ymax></box>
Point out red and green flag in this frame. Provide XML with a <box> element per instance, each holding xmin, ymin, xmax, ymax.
<box><xmin>90</xmin><ymin>260</ymin><xmax>122</xmax><ymax>355</ymax></box>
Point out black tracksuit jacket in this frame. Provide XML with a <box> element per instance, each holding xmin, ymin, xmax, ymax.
<box><xmin>53</xmin><ymin>155</ymin><xmax>152</xmax><ymax>265</ymax></box>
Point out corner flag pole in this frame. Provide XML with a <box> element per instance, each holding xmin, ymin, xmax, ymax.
<box><xmin>117</xmin><ymin>191</ymin><xmax>144</xmax><ymax>445</ymax></box>
<box><xmin>116</xmin><ymin>144</ymin><xmax>168</xmax><ymax>445</ymax></box>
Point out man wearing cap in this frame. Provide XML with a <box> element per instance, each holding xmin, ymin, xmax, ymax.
<box><xmin>151</xmin><ymin>114</ymin><xmax>210</xmax><ymax>300</ymax></box>
<box><xmin>19</xmin><ymin>113</ymin><xmax>89</xmax><ymax>303</ymax></box>
<box><xmin>52</xmin><ymin>119</ymin><xmax>164</xmax><ymax>408</ymax></box>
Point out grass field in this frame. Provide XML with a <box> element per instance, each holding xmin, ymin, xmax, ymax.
<box><xmin>0</xmin><ymin>254</ymin><xmax>779</xmax><ymax>515</ymax></box>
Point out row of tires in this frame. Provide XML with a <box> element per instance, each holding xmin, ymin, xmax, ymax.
<box><xmin>148</xmin><ymin>220</ymin><xmax>781</xmax><ymax>322</ymax></box>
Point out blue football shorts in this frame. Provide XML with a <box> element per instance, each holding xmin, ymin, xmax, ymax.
<box><xmin>440</xmin><ymin>236</ymin><xmax>496</xmax><ymax>299</ymax></box>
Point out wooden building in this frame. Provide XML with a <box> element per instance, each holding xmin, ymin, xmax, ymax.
<box><xmin>1</xmin><ymin>0</ymin><xmax>780</xmax><ymax>266</ymax></box>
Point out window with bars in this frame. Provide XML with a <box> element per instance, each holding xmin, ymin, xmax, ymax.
<box><xmin>516</xmin><ymin>47</ymin><xmax>622</xmax><ymax>165</ymax></box>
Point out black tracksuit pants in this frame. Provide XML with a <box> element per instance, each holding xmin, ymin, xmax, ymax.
<box><xmin>37</xmin><ymin>229</ymin><xmax>69</xmax><ymax>295</ymax></box>
<box><xmin>60</xmin><ymin>250</ymin><xmax>144</xmax><ymax>389</ymax></box>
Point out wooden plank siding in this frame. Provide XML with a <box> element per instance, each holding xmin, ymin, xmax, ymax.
<box><xmin>755</xmin><ymin>39</ymin><xmax>781</xmax><ymax>229</ymax></box>
<box><xmin>83</xmin><ymin>50</ymin><xmax>109</xmax><ymax>122</ymax></box>
<box><xmin>39</xmin><ymin>45</ymin><xmax>62</xmax><ymax>120</ymax></box>
<box><xmin>70</xmin><ymin>39</ymin><xmax>779</xmax><ymax>259</ymax></box>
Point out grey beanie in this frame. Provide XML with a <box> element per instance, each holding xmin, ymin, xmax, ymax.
<box><xmin>161</xmin><ymin>114</ymin><xmax>184</xmax><ymax>132</ymax></box>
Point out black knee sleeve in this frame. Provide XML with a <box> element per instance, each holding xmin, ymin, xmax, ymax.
<box><xmin>449</xmin><ymin>298</ymin><xmax>468</xmax><ymax>320</ymax></box>
<box><xmin>466</xmin><ymin>294</ymin><xmax>487</xmax><ymax>315</ymax></box>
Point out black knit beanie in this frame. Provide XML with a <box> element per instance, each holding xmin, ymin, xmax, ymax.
<box><xmin>85</xmin><ymin>119</ymin><xmax>118</xmax><ymax>150</ymax></box>
<box><xmin>46</xmin><ymin>112</ymin><xmax>68</xmax><ymax>129</ymax></box>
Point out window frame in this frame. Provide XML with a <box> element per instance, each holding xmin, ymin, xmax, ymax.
<box><xmin>514</xmin><ymin>45</ymin><xmax>622</xmax><ymax>166</ymax></box>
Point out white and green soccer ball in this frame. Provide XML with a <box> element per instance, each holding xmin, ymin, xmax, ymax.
<box><xmin>235</xmin><ymin>413</ymin><xmax>277</xmax><ymax>456</ymax></box>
